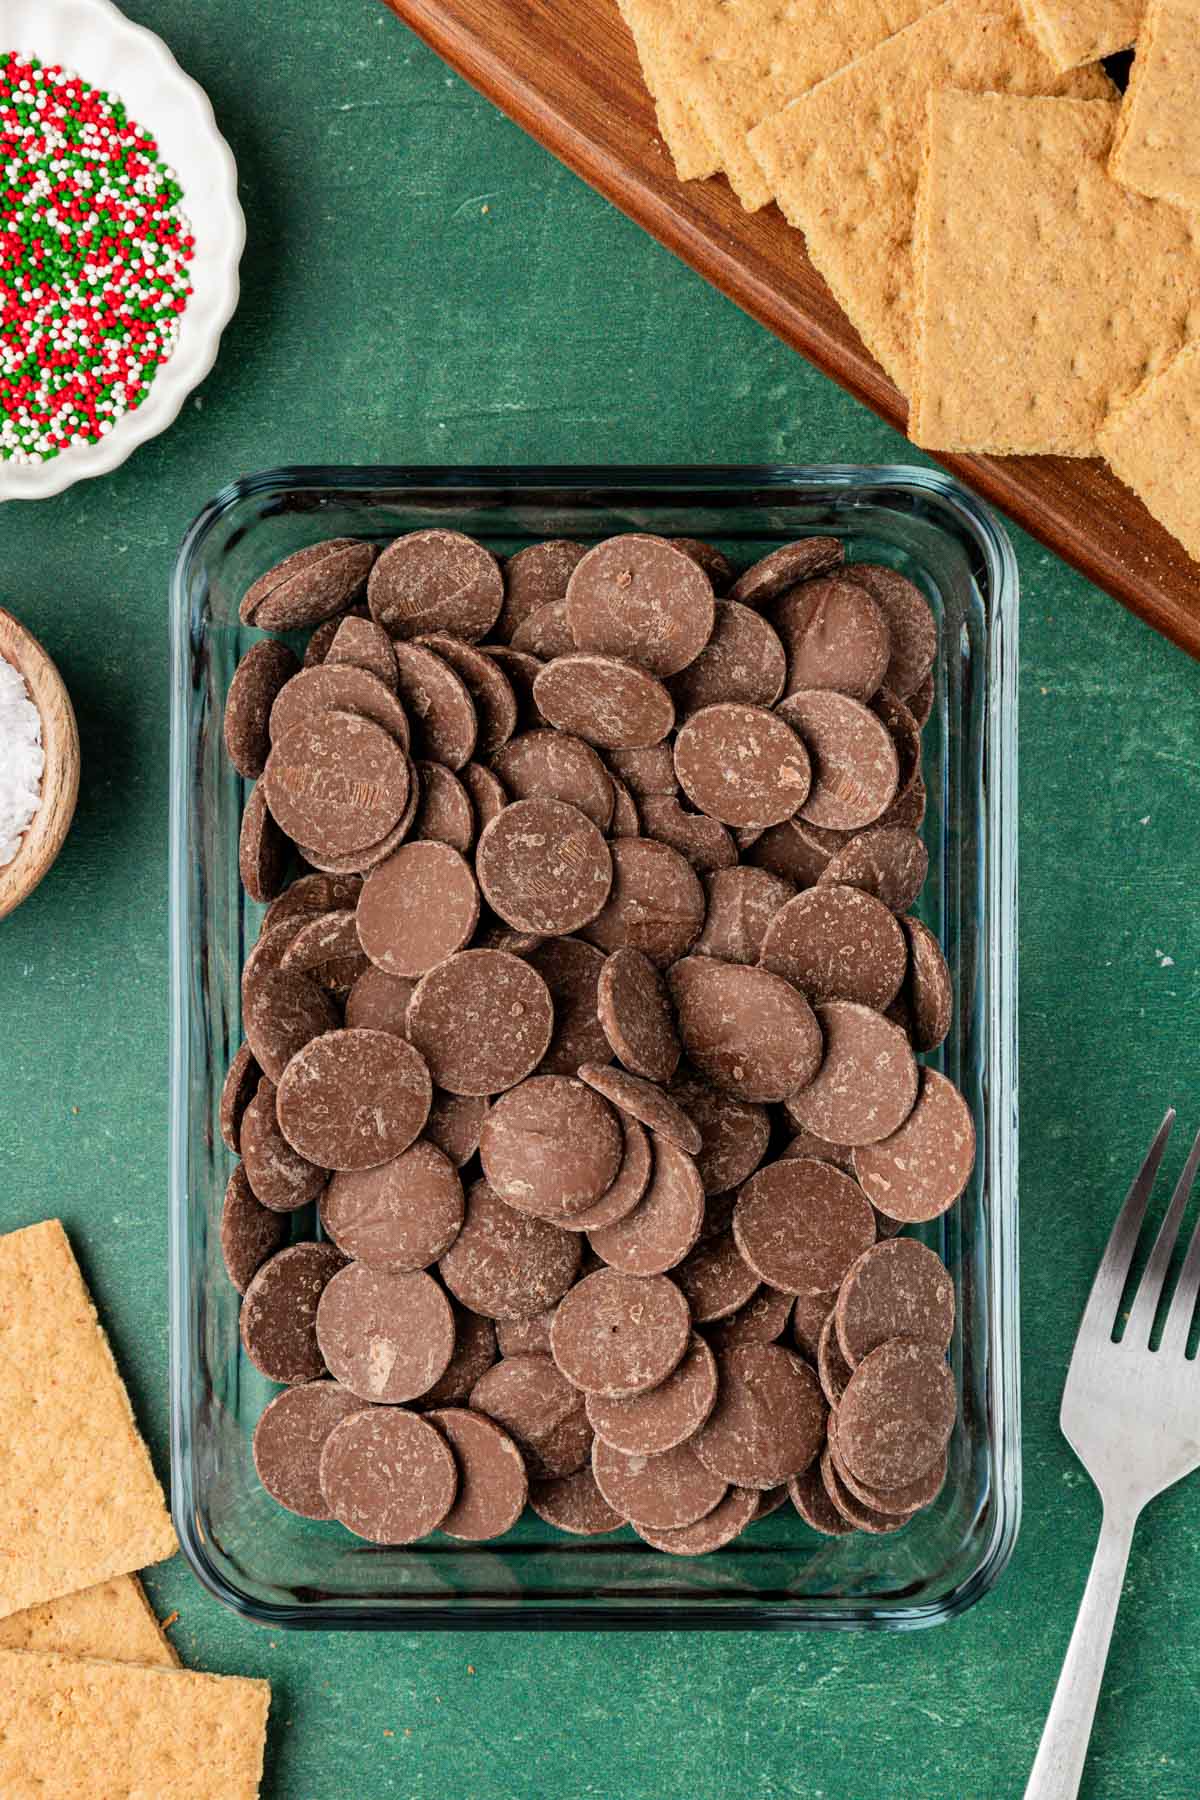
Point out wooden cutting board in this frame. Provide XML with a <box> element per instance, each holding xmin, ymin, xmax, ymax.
<box><xmin>382</xmin><ymin>0</ymin><xmax>1200</xmax><ymax>660</ymax></box>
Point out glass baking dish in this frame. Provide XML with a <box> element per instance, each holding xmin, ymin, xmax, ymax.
<box><xmin>168</xmin><ymin>464</ymin><xmax>1019</xmax><ymax>1631</ymax></box>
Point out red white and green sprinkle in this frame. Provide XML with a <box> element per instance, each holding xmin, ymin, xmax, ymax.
<box><xmin>0</xmin><ymin>50</ymin><xmax>195</xmax><ymax>464</ymax></box>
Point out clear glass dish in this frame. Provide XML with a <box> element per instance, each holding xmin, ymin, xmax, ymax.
<box><xmin>169</xmin><ymin>464</ymin><xmax>1019</xmax><ymax>1631</ymax></box>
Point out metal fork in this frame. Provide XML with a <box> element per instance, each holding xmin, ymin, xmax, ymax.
<box><xmin>1025</xmin><ymin>1109</ymin><xmax>1200</xmax><ymax>1799</ymax></box>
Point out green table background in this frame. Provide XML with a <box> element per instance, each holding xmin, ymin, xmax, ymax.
<box><xmin>2</xmin><ymin>3</ymin><xmax>1199</xmax><ymax>1794</ymax></box>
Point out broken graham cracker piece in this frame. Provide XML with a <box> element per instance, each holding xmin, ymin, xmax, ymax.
<box><xmin>1098</xmin><ymin>338</ymin><xmax>1200</xmax><ymax>562</ymax></box>
<box><xmin>910</xmin><ymin>91</ymin><xmax>1200</xmax><ymax>455</ymax></box>
<box><xmin>616</xmin><ymin>0</ymin><xmax>720</xmax><ymax>179</ymax></box>
<box><xmin>0</xmin><ymin>1648</ymin><xmax>269</xmax><ymax>1798</ymax></box>
<box><xmin>1017</xmin><ymin>0</ymin><xmax>1143</xmax><ymax>68</ymax></box>
<box><xmin>1110</xmin><ymin>0</ymin><xmax>1200</xmax><ymax>212</ymax></box>
<box><xmin>618</xmin><ymin>0</ymin><xmax>943</xmax><ymax>211</ymax></box>
<box><xmin>0</xmin><ymin>1574</ymin><xmax>178</xmax><ymax>1668</ymax></box>
<box><xmin>747</xmin><ymin>0</ymin><xmax>1113</xmax><ymax>393</ymax></box>
<box><xmin>0</xmin><ymin>1221</ymin><xmax>177</xmax><ymax>1621</ymax></box>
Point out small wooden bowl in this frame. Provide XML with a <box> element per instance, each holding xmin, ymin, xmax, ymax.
<box><xmin>0</xmin><ymin>608</ymin><xmax>80</xmax><ymax>920</ymax></box>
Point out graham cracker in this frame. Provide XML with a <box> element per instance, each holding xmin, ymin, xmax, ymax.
<box><xmin>0</xmin><ymin>1648</ymin><xmax>269</xmax><ymax>1798</ymax></box>
<box><xmin>1017</xmin><ymin>0</ymin><xmax>1144</xmax><ymax>68</ymax></box>
<box><xmin>747</xmin><ymin>0</ymin><xmax>1113</xmax><ymax>393</ymax></box>
<box><xmin>616</xmin><ymin>0</ymin><xmax>720</xmax><ymax>179</ymax></box>
<box><xmin>1110</xmin><ymin>0</ymin><xmax>1200</xmax><ymax>212</ymax></box>
<box><xmin>618</xmin><ymin>0</ymin><xmax>944</xmax><ymax>210</ymax></box>
<box><xmin>1098</xmin><ymin>337</ymin><xmax>1200</xmax><ymax>561</ymax></box>
<box><xmin>0</xmin><ymin>1575</ymin><xmax>179</xmax><ymax>1669</ymax></box>
<box><xmin>910</xmin><ymin>91</ymin><xmax>1200</xmax><ymax>455</ymax></box>
<box><xmin>0</xmin><ymin>1221</ymin><xmax>177</xmax><ymax>1621</ymax></box>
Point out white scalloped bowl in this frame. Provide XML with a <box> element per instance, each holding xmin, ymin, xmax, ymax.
<box><xmin>0</xmin><ymin>0</ymin><xmax>244</xmax><ymax>501</ymax></box>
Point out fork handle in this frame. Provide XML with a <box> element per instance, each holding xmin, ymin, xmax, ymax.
<box><xmin>1023</xmin><ymin>1508</ymin><xmax>1138</xmax><ymax>1800</ymax></box>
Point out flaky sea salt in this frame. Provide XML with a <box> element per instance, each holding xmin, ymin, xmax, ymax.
<box><xmin>0</xmin><ymin>653</ymin><xmax>44</xmax><ymax>866</ymax></box>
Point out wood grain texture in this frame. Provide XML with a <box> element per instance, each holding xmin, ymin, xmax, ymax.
<box><xmin>381</xmin><ymin>0</ymin><xmax>1200</xmax><ymax>659</ymax></box>
<box><xmin>0</xmin><ymin>608</ymin><xmax>80</xmax><ymax>920</ymax></box>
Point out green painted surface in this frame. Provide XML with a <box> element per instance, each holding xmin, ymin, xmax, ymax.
<box><xmin>1</xmin><ymin>2</ymin><xmax>1199</xmax><ymax>1794</ymax></box>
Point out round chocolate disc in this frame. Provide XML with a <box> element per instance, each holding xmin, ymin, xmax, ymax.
<box><xmin>851</xmin><ymin>1068</ymin><xmax>976</xmax><ymax>1222</ymax></box>
<box><xmin>693</xmin><ymin>866</ymin><xmax>794</xmax><ymax>965</ymax></box>
<box><xmin>818</xmin><ymin>827</ymin><xmax>930</xmax><ymax>912</ymax></box>
<box><xmin>526</xmin><ymin>937</ymin><xmax>611</xmax><ymax>1076</ymax></box>
<box><xmin>836</xmin><ymin>1340</ymin><xmax>956</xmax><ymax>1490</ymax></box>
<box><xmin>638</xmin><ymin>796</ymin><xmax>736</xmax><ymax>875</ymax></box>
<box><xmin>835</xmin><ymin>1238</ymin><xmax>955</xmax><ymax>1368</ymax></box>
<box><xmin>781</xmin><ymin>1126</ymin><xmax>856</xmax><ymax>1171</ymax></box>
<box><xmin>412</xmin><ymin>760</ymin><xmax>475</xmax><ymax>853</ymax></box>
<box><xmin>469</xmin><ymin>1354</ymin><xmax>592</xmax><ymax>1479</ymax></box>
<box><xmin>220</xmin><ymin>1044</ymin><xmax>261</xmax><ymax>1153</ymax></box>
<box><xmin>608</xmin><ymin>774</ymin><xmax>642</xmax><ymax>836</ymax></box>
<box><xmin>265</xmin><ymin>710</ymin><xmax>411</xmax><ymax>857</ymax></box>
<box><xmin>415</xmin><ymin>1304</ymin><xmax>498</xmax><ymax>1409</ymax></box>
<box><xmin>220</xmin><ymin>1162</ymin><xmax>288</xmax><ymax>1293</ymax></box>
<box><xmin>843</xmin><ymin>564</ymin><xmax>937</xmax><ymax>701</ymax></box>
<box><xmin>510</xmin><ymin>598</ymin><xmax>577</xmax><ymax>660</ymax></box>
<box><xmin>241</xmin><ymin>1079</ymin><xmax>328</xmax><ymax>1211</ymax></box>
<box><xmin>416</xmin><ymin>635</ymin><xmax>517</xmax><ymax>757</ymax></box>
<box><xmin>585</xmin><ymin>1333</ymin><xmax>718</xmax><ymax>1452</ymax></box>
<box><xmin>550</xmin><ymin>1267</ymin><xmax>690</xmax><ymax>1398</ymax></box>
<box><xmin>238</xmin><ymin>783</ymin><xmax>289</xmax><ymax>904</ymax></box>
<box><xmin>605</xmin><ymin>743</ymin><xmax>677</xmax><ymax>799</ymax></box>
<box><xmin>533</xmin><ymin>653</ymin><xmax>675</xmax><ymax>749</ymax></box>
<box><xmin>241</xmin><ymin>539</ymin><xmax>377</xmax><ymax>630</ymax></box>
<box><xmin>439</xmin><ymin>1178</ymin><xmax>581</xmax><ymax>1318</ymax></box>
<box><xmin>316</xmin><ymin>1263</ymin><xmax>456</xmax><ymax>1402</ymax></box>
<box><xmin>269</xmin><ymin>665</ymin><xmax>411</xmax><ymax>754</ymax></box>
<box><xmin>666</xmin><ymin>599</ymin><xmax>787</xmax><ymax>713</ymax></box>
<box><xmin>673</xmin><ymin>1230</ymin><xmax>760</xmax><ymax>1322</ymax></box>
<box><xmin>819</xmin><ymin>1444</ymin><xmax>906</xmax><ymax>1534</ymax></box>
<box><xmin>785</xmin><ymin>1001</ymin><xmax>918</xmax><ymax>1146</ymax></box>
<box><xmin>871</xmin><ymin>687</ymin><xmax>921</xmax><ymax>812</ymax></box>
<box><xmin>791</xmin><ymin>1288</ymin><xmax>835</xmax><ymax>1361</ymax></box>
<box><xmin>561</xmin><ymin>1114</ymin><xmax>653</xmax><ymax>1232</ymax></box>
<box><xmin>480</xmin><ymin>1075</ymin><xmax>624</xmax><ymax>1220</ymax></box>
<box><xmin>565</xmin><ymin>534</ymin><xmax>716</xmax><ymax>678</ymax></box>
<box><xmin>592</xmin><ymin>1436</ymin><xmax>727</xmax><ymax>1529</ymax></box>
<box><xmin>587</xmin><ymin>1135</ymin><xmax>705</xmax><ymax>1276</ymax></box>
<box><xmin>276</xmin><ymin>1028</ymin><xmax>433</xmax><ymax>1171</ymax></box>
<box><xmin>367</xmin><ymin>528</ymin><xmax>503</xmax><ymax>642</ymax></box>
<box><xmin>424</xmin><ymin>1090</ymin><xmax>489</xmax><ymax>1169</ymax></box>
<box><xmin>733</xmin><ymin>1156</ymin><xmax>876</xmax><ymax>1296</ymax></box>
<box><xmin>581</xmin><ymin>837</ymin><xmax>705</xmax><ymax>969</ymax></box>
<box><xmin>788</xmin><ymin>1461</ymin><xmax>854</xmax><ymax>1537</ymax></box>
<box><xmin>476</xmin><ymin>797</ymin><xmax>613</xmax><ymax>934</ymax></box>
<box><xmin>321</xmin><ymin>1138</ymin><xmax>464</xmax><ymax>1270</ymax></box>
<box><xmin>666</xmin><ymin>1065</ymin><xmax>771</xmax><ymax>1195</ymax></box>
<box><xmin>279</xmin><ymin>909</ymin><xmax>368</xmax><ymax>996</ymax></box>
<box><xmin>390</xmin><ymin>642</ymin><xmax>479</xmax><ymax>769</ymax></box>
<box><xmin>319</xmin><ymin>1407</ymin><xmax>459</xmax><ymax>1543</ymax></box>
<box><xmin>357</xmin><ymin>840</ymin><xmax>480</xmax><ymax>978</ymax></box>
<box><xmin>225</xmin><ymin>639</ymin><xmax>300</xmax><ymax>778</ymax></box>
<box><xmin>668</xmin><ymin>957</ymin><xmax>823</xmax><ymax>1103</ymax></box>
<box><xmin>673</xmin><ymin>703</ymin><xmax>811</xmax><ymax>829</ymax></box>
<box><xmin>293</xmin><ymin>764</ymin><xmax>418</xmax><ymax>876</ymax></box>
<box><xmin>491</xmin><ymin>730</ymin><xmax>615</xmax><ymax>830</ymax></box>
<box><xmin>728</xmin><ymin>537</ymin><xmax>843</xmax><ymax>608</ymax></box>
<box><xmin>578</xmin><ymin>1064</ymin><xmax>700</xmax><ymax>1156</ymax></box>
<box><xmin>817</xmin><ymin>1312</ymin><xmax>854</xmax><ymax>1405</ymax></box>
<box><xmin>596</xmin><ymin>946</ymin><xmax>680</xmax><ymax>1083</ymax></box>
<box><xmin>670</xmin><ymin>536</ymin><xmax>734</xmax><ymax>594</ymax></box>
<box><xmin>326</xmin><ymin>615</ymin><xmax>399</xmax><ymax>690</ymax></box>
<box><xmin>496</xmin><ymin>1309</ymin><xmax>556</xmax><ymax>1357</ymax></box>
<box><xmin>482</xmin><ymin>645</ymin><xmax>544</xmax><ymax>728</ymax></box>
<box><xmin>633</xmin><ymin>1483</ymin><xmax>760</xmax><ymax>1554</ymax></box>
<box><xmin>265</xmin><ymin>871</ymin><xmax>364</xmax><ymax>927</ymax></box>
<box><xmin>252</xmin><ymin>1380</ymin><xmax>366</xmax><ymax>1520</ymax></box>
<box><xmin>527</xmin><ymin>1465</ymin><xmax>624</xmax><ymax>1534</ymax></box>
<box><xmin>773</xmin><ymin>576</ymin><xmax>890</xmax><ymax>702</ymax></box>
<box><xmin>344</xmin><ymin>964</ymin><xmax>415</xmax><ymax>1035</ymax></box>
<box><xmin>909</xmin><ymin>669</ymin><xmax>935</xmax><ymax>729</ymax></box>
<box><xmin>244</xmin><ymin>968</ymin><xmax>341</xmax><ymax>1085</ymax></box>
<box><xmin>831</xmin><ymin>1421</ymin><xmax>947</xmax><ymax>1517</ymax></box>
<box><xmin>499</xmin><ymin>540</ymin><xmax>589</xmax><ymax>638</ymax></box>
<box><xmin>239</xmin><ymin>1242</ymin><xmax>348</xmax><ymax>1384</ymax></box>
<box><xmin>776</xmin><ymin>690</ymin><xmax>898</xmax><ymax>832</ymax></box>
<box><xmin>426</xmin><ymin>1406</ymin><xmax>528</xmax><ymax>1541</ymax></box>
<box><xmin>706</xmin><ymin>1283</ymin><xmax>794</xmax><ymax>1350</ymax></box>
<box><xmin>406</xmin><ymin>949</ymin><xmax>554</xmax><ymax>1095</ymax></box>
<box><xmin>746</xmin><ymin>819</ymin><xmax>835</xmax><ymax>888</ymax></box>
<box><xmin>462</xmin><ymin>759</ymin><xmax>508</xmax><ymax>831</ymax></box>
<box><xmin>758</xmin><ymin>884</ymin><xmax>907</xmax><ymax>1010</ymax></box>
<box><xmin>900</xmin><ymin>914</ymin><xmax>953</xmax><ymax>1052</ymax></box>
<box><xmin>693</xmin><ymin>1343</ymin><xmax>827</xmax><ymax>1489</ymax></box>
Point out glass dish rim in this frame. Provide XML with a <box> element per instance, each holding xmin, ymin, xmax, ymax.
<box><xmin>168</xmin><ymin>461</ymin><xmax>1020</xmax><ymax>1632</ymax></box>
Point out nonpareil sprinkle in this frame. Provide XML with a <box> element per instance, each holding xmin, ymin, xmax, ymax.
<box><xmin>0</xmin><ymin>51</ymin><xmax>195</xmax><ymax>464</ymax></box>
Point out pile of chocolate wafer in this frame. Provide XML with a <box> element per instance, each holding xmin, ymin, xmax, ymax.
<box><xmin>219</xmin><ymin>526</ymin><xmax>972</xmax><ymax>1553</ymax></box>
<box><xmin>618</xmin><ymin>0</ymin><xmax>1200</xmax><ymax>564</ymax></box>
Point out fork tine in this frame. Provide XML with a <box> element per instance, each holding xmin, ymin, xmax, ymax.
<box><xmin>1077</xmin><ymin>1108</ymin><xmax>1175</xmax><ymax>1340</ymax></box>
<box><xmin>1122</xmin><ymin>1123</ymin><xmax>1200</xmax><ymax>1345</ymax></box>
<box><xmin>1157</xmin><ymin>1128</ymin><xmax>1200</xmax><ymax>1355</ymax></box>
